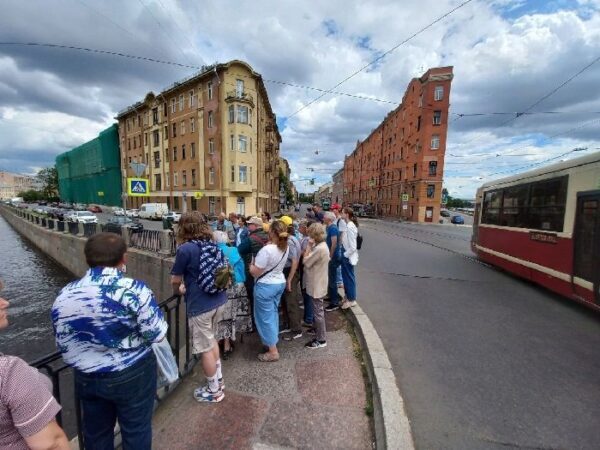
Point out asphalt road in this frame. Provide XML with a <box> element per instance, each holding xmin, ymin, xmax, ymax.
<box><xmin>355</xmin><ymin>219</ymin><xmax>600</xmax><ymax>450</ymax></box>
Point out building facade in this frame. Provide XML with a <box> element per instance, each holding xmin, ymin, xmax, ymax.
<box><xmin>331</xmin><ymin>168</ymin><xmax>344</xmax><ymax>204</ymax></box>
<box><xmin>343</xmin><ymin>67</ymin><xmax>453</xmax><ymax>222</ymax></box>
<box><xmin>0</xmin><ymin>172</ymin><xmax>39</xmax><ymax>200</ymax></box>
<box><xmin>116</xmin><ymin>60</ymin><xmax>281</xmax><ymax>216</ymax></box>
<box><xmin>316</xmin><ymin>182</ymin><xmax>333</xmax><ymax>205</ymax></box>
<box><xmin>56</xmin><ymin>124</ymin><xmax>121</xmax><ymax>206</ymax></box>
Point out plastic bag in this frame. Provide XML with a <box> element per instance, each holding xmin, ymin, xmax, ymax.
<box><xmin>152</xmin><ymin>339</ymin><xmax>179</xmax><ymax>388</ymax></box>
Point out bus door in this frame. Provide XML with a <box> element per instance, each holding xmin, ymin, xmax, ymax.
<box><xmin>573</xmin><ymin>191</ymin><xmax>600</xmax><ymax>304</ymax></box>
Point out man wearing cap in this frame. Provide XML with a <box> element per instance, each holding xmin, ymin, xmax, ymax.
<box><xmin>279</xmin><ymin>215</ymin><xmax>303</xmax><ymax>340</ymax></box>
<box><xmin>238</xmin><ymin>216</ymin><xmax>269</xmax><ymax>326</ymax></box>
<box><xmin>331</xmin><ymin>204</ymin><xmax>346</xmax><ymax>289</ymax></box>
<box><xmin>312</xmin><ymin>204</ymin><xmax>324</xmax><ymax>223</ymax></box>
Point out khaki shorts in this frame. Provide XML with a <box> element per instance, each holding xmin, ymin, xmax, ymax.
<box><xmin>190</xmin><ymin>305</ymin><xmax>225</xmax><ymax>354</ymax></box>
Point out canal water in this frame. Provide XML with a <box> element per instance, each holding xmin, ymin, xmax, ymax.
<box><xmin>0</xmin><ymin>214</ymin><xmax>75</xmax><ymax>361</ymax></box>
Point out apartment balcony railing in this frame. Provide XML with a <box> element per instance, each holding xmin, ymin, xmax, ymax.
<box><xmin>225</xmin><ymin>91</ymin><xmax>254</xmax><ymax>107</ymax></box>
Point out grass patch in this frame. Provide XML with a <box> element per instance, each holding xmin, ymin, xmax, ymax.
<box><xmin>346</xmin><ymin>321</ymin><xmax>374</xmax><ymax>418</ymax></box>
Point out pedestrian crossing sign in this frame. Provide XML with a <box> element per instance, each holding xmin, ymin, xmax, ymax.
<box><xmin>127</xmin><ymin>178</ymin><xmax>149</xmax><ymax>196</ymax></box>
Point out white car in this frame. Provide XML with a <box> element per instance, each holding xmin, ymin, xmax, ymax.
<box><xmin>126</xmin><ymin>209</ymin><xmax>140</xmax><ymax>218</ymax></box>
<box><xmin>68</xmin><ymin>211</ymin><xmax>98</xmax><ymax>224</ymax></box>
<box><xmin>113</xmin><ymin>207</ymin><xmax>125</xmax><ymax>216</ymax></box>
<box><xmin>163</xmin><ymin>211</ymin><xmax>181</xmax><ymax>223</ymax></box>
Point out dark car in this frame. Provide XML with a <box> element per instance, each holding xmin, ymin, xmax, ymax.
<box><xmin>103</xmin><ymin>216</ymin><xmax>144</xmax><ymax>234</ymax></box>
<box><xmin>440</xmin><ymin>210</ymin><xmax>451</xmax><ymax>217</ymax></box>
<box><xmin>451</xmin><ymin>215</ymin><xmax>465</xmax><ymax>224</ymax></box>
<box><xmin>88</xmin><ymin>205</ymin><xmax>102</xmax><ymax>213</ymax></box>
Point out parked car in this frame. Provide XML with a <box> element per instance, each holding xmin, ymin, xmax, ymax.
<box><xmin>112</xmin><ymin>207</ymin><xmax>125</xmax><ymax>216</ymax></box>
<box><xmin>440</xmin><ymin>210</ymin><xmax>451</xmax><ymax>217</ymax></box>
<box><xmin>87</xmin><ymin>205</ymin><xmax>102</xmax><ymax>213</ymax></box>
<box><xmin>103</xmin><ymin>216</ymin><xmax>143</xmax><ymax>234</ymax></box>
<box><xmin>67</xmin><ymin>211</ymin><xmax>98</xmax><ymax>224</ymax></box>
<box><xmin>52</xmin><ymin>209</ymin><xmax>73</xmax><ymax>221</ymax></box>
<box><xmin>451</xmin><ymin>215</ymin><xmax>465</xmax><ymax>224</ymax></box>
<box><xmin>126</xmin><ymin>209</ymin><xmax>140</xmax><ymax>218</ymax></box>
<box><xmin>139</xmin><ymin>203</ymin><xmax>168</xmax><ymax>220</ymax></box>
<box><xmin>73</xmin><ymin>203</ymin><xmax>87</xmax><ymax>211</ymax></box>
<box><xmin>162</xmin><ymin>211</ymin><xmax>181</xmax><ymax>223</ymax></box>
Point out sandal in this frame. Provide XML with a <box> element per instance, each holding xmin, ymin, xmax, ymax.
<box><xmin>257</xmin><ymin>352</ymin><xmax>280</xmax><ymax>362</ymax></box>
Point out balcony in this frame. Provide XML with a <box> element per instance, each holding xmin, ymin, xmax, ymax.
<box><xmin>265</xmin><ymin>123</ymin><xmax>274</xmax><ymax>132</ymax></box>
<box><xmin>266</xmin><ymin>143</ymin><xmax>274</xmax><ymax>152</ymax></box>
<box><xmin>225</xmin><ymin>91</ymin><xmax>254</xmax><ymax>107</ymax></box>
<box><xmin>229</xmin><ymin>182</ymin><xmax>252</xmax><ymax>193</ymax></box>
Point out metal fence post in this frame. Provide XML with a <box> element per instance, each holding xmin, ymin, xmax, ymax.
<box><xmin>159</xmin><ymin>230</ymin><xmax>174</xmax><ymax>255</ymax></box>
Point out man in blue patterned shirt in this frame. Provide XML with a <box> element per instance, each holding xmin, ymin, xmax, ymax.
<box><xmin>52</xmin><ymin>232</ymin><xmax>168</xmax><ymax>450</ymax></box>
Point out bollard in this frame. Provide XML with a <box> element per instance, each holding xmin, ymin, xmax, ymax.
<box><xmin>159</xmin><ymin>230</ymin><xmax>174</xmax><ymax>255</ymax></box>
<box><xmin>77</xmin><ymin>222</ymin><xmax>85</xmax><ymax>237</ymax></box>
<box><xmin>96</xmin><ymin>223</ymin><xmax>103</xmax><ymax>235</ymax></box>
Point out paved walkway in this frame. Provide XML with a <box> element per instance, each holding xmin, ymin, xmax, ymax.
<box><xmin>152</xmin><ymin>310</ymin><xmax>374</xmax><ymax>449</ymax></box>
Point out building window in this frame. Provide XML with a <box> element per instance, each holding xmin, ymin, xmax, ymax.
<box><xmin>179</xmin><ymin>94</ymin><xmax>184</xmax><ymax>111</ymax></box>
<box><xmin>427</xmin><ymin>185</ymin><xmax>435</xmax><ymax>198</ymax></box>
<box><xmin>239</xmin><ymin>165</ymin><xmax>247</xmax><ymax>183</ymax></box>
<box><xmin>172</xmin><ymin>123</ymin><xmax>177</xmax><ymax>138</ymax></box>
<box><xmin>153</xmin><ymin>130</ymin><xmax>159</xmax><ymax>147</ymax></box>
<box><xmin>166</xmin><ymin>173</ymin><xmax>170</xmax><ymax>188</ymax></box>
<box><xmin>154</xmin><ymin>174</ymin><xmax>161</xmax><ymax>190</ymax></box>
<box><xmin>127</xmin><ymin>139</ymin><xmax>131</xmax><ymax>150</ymax></box>
<box><xmin>429</xmin><ymin>161</ymin><xmax>437</xmax><ymax>176</ymax></box>
<box><xmin>209</xmin><ymin>168</ymin><xmax>215</xmax><ymax>184</ymax></box>
<box><xmin>144</xmin><ymin>133</ymin><xmax>148</xmax><ymax>146</ymax></box>
<box><xmin>137</xmin><ymin>115</ymin><xmax>142</xmax><ymax>127</ymax></box>
<box><xmin>237</xmin><ymin>105</ymin><xmax>248</xmax><ymax>124</ymax></box>
<box><xmin>163</xmin><ymin>102</ymin><xmax>168</xmax><ymax>117</ymax></box>
<box><xmin>190</xmin><ymin>117</ymin><xmax>195</xmax><ymax>133</ymax></box>
<box><xmin>165</xmin><ymin>148</ymin><xmax>169</xmax><ymax>162</ymax></box>
<box><xmin>182</xmin><ymin>144</ymin><xmax>186</xmax><ymax>160</ymax></box>
<box><xmin>431</xmin><ymin>134</ymin><xmax>440</xmax><ymax>149</ymax></box>
<box><xmin>154</xmin><ymin>151</ymin><xmax>160</xmax><ymax>169</ymax></box>
<box><xmin>171</xmin><ymin>98</ymin><xmax>176</xmax><ymax>113</ymax></box>
<box><xmin>182</xmin><ymin>170</ymin><xmax>187</xmax><ymax>186</ymax></box>
<box><xmin>231</xmin><ymin>165</ymin><xmax>235</xmax><ymax>183</ymax></box>
<box><xmin>191</xmin><ymin>142</ymin><xmax>196</xmax><ymax>159</ymax></box>
<box><xmin>413</xmin><ymin>163</ymin><xmax>417</xmax><ymax>178</ymax></box>
<box><xmin>189</xmin><ymin>89</ymin><xmax>195</xmax><ymax>108</ymax></box>
<box><xmin>236</xmin><ymin>79</ymin><xmax>244</xmax><ymax>97</ymax></box>
<box><xmin>238</xmin><ymin>135</ymin><xmax>247</xmax><ymax>153</ymax></box>
<box><xmin>433</xmin><ymin>111</ymin><xmax>442</xmax><ymax>125</ymax></box>
<box><xmin>152</xmin><ymin>108</ymin><xmax>158</xmax><ymax>125</ymax></box>
<box><xmin>163</xmin><ymin>126</ymin><xmax>168</xmax><ymax>140</ymax></box>
<box><xmin>209</xmin><ymin>196</ymin><xmax>215</xmax><ymax>214</ymax></box>
<box><xmin>133</xmin><ymin>136</ymin><xmax>136</xmax><ymax>149</ymax></box>
<box><xmin>230</xmin><ymin>134</ymin><xmax>235</xmax><ymax>151</ymax></box>
<box><xmin>417</xmin><ymin>116</ymin><xmax>421</xmax><ymax>131</ymax></box>
<box><xmin>181</xmin><ymin>121</ymin><xmax>185</xmax><ymax>135</ymax></box>
<box><xmin>174</xmin><ymin>197</ymin><xmax>179</xmax><ymax>210</ymax></box>
<box><xmin>228</xmin><ymin>105</ymin><xmax>235</xmax><ymax>124</ymax></box>
<box><xmin>191</xmin><ymin>169</ymin><xmax>196</xmax><ymax>186</ymax></box>
<box><xmin>418</xmin><ymin>94</ymin><xmax>423</xmax><ymax>107</ymax></box>
<box><xmin>434</xmin><ymin>85</ymin><xmax>444</xmax><ymax>101</ymax></box>
<box><xmin>209</xmin><ymin>138</ymin><xmax>215</xmax><ymax>154</ymax></box>
<box><xmin>173</xmin><ymin>146</ymin><xmax>177</xmax><ymax>161</ymax></box>
<box><xmin>173</xmin><ymin>171</ymin><xmax>178</xmax><ymax>186</ymax></box>
<box><xmin>236</xmin><ymin>196</ymin><xmax>245</xmax><ymax>215</ymax></box>
<box><xmin>207</xmin><ymin>82</ymin><xmax>213</xmax><ymax>100</ymax></box>
<box><xmin>208</xmin><ymin>111</ymin><xmax>214</xmax><ymax>128</ymax></box>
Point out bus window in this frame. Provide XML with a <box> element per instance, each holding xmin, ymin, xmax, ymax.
<box><xmin>482</xmin><ymin>190</ymin><xmax>502</xmax><ymax>225</ymax></box>
<box><xmin>501</xmin><ymin>184</ymin><xmax>529</xmax><ymax>227</ymax></box>
<box><xmin>527</xmin><ymin>176</ymin><xmax>568</xmax><ymax>232</ymax></box>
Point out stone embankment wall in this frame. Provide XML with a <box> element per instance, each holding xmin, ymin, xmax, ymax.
<box><xmin>0</xmin><ymin>206</ymin><xmax>175</xmax><ymax>300</ymax></box>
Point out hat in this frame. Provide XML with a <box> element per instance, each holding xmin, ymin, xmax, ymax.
<box><xmin>279</xmin><ymin>215</ymin><xmax>293</xmax><ymax>226</ymax></box>
<box><xmin>247</xmin><ymin>216</ymin><xmax>264</xmax><ymax>226</ymax></box>
<box><xmin>331</xmin><ymin>203</ymin><xmax>342</xmax><ymax>210</ymax></box>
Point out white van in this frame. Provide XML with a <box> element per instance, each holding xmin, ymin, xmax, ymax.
<box><xmin>138</xmin><ymin>203</ymin><xmax>169</xmax><ymax>220</ymax></box>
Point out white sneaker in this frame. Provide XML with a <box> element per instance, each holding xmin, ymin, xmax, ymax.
<box><xmin>341</xmin><ymin>300</ymin><xmax>357</xmax><ymax>310</ymax></box>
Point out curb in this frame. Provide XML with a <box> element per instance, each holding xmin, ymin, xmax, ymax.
<box><xmin>347</xmin><ymin>304</ymin><xmax>415</xmax><ymax>450</ymax></box>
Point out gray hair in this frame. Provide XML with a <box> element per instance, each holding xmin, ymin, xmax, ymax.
<box><xmin>323</xmin><ymin>211</ymin><xmax>336</xmax><ymax>222</ymax></box>
<box><xmin>213</xmin><ymin>230</ymin><xmax>229</xmax><ymax>244</ymax></box>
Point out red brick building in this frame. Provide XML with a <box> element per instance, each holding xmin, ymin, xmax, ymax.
<box><xmin>343</xmin><ymin>66</ymin><xmax>453</xmax><ymax>222</ymax></box>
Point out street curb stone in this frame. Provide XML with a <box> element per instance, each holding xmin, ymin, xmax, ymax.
<box><xmin>347</xmin><ymin>304</ymin><xmax>415</xmax><ymax>450</ymax></box>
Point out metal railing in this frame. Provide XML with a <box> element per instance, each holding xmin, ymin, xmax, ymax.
<box><xmin>128</xmin><ymin>229</ymin><xmax>162</xmax><ymax>253</ymax></box>
<box><xmin>29</xmin><ymin>294</ymin><xmax>193</xmax><ymax>450</ymax></box>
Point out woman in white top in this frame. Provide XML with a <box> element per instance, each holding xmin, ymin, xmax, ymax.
<box><xmin>340</xmin><ymin>207</ymin><xmax>359</xmax><ymax>309</ymax></box>
<box><xmin>249</xmin><ymin>220</ymin><xmax>289</xmax><ymax>362</ymax></box>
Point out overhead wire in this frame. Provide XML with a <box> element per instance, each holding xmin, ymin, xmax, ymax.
<box><xmin>287</xmin><ymin>0</ymin><xmax>474</xmax><ymax>118</ymax></box>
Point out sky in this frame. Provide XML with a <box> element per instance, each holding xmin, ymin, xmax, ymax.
<box><xmin>0</xmin><ymin>0</ymin><xmax>599</xmax><ymax>198</ymax></box>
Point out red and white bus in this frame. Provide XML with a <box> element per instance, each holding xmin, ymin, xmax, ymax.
<box><xmin>472</xmin><ymin>152</ymin><xmax>600</xmax><ymax>310</ymax></box>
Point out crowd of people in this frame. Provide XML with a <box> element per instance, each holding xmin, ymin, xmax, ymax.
<box><xmin>0</xmin><ymin>202</ymin><xmax>359</xmax><ymax>450</ymax></box>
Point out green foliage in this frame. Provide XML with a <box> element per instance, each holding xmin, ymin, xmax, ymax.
<box><xmin>17</xmin><ymin>190</ymin><xmax>44</xmax><ymax>202</ymax></box>
<box><xmin>37</xmin><ymin>166</ymin><xmax>59</xmax><ymax>200</ymax></box>
<box><xmin>298</xmin><ymin>193</ymin><xmax>314</xmax><ymax>203</ymax></box>
<box><xmin>278</xmin><ymin>168</ymin><xmax>295</xmax><ymax>205</ymax></box>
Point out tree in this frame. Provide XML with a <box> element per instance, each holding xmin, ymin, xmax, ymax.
<box><xmin>17</xmin><ymin>189</ymin><xmax>43</xmax><ymax>202</ymax></box>
<box><xmin>278</xmin><ymin>168</ymin><xmax>294</xmax><ymax>206</ymax></box>
<box><xmin>37</xmin><ymin>166</ymin><xmax>59</xmax><ymax>200</ymax></box>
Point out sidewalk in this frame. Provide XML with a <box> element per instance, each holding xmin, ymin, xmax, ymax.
<box><xmin>152</xmin><ymin>310</ymin><xmax>374</xmax><ymax>449</ymax></box>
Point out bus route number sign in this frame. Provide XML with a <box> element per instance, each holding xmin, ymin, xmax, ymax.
<box><xmin>529</xmin><ymin>231</ymin><xmax>558</xmax><ymax>244</ymax></box>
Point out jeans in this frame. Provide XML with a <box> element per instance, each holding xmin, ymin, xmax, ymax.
<box><xmin>328</xmin><ymin>258</ymin><xmax>342</xmax><ymax>306</ymax></box>
<box><xmin>302</xmin><ymin>289</ymin><xmax>314</xmax><ymax>324</ymax></box>
<box><xmin>336</xmin><ymin>265</ymin><xmax>343</xmax><ymax>285</ymax></box>
<box><xmin>254</xmin><ymin>282</ymin><xmax>286</xmax><ymax>347</ymax></box>
<box><xmin>75</xmin><ymin>352</ymin><xmax>157</xmax><ymax>450</ymax></box>
<box><xmin>341</xmin><ymin>256</ymin><xmax>357</xmax><ymax>301</ymax></box>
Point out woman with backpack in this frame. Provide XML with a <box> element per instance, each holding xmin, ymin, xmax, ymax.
<box><xmin>249</xmin><ymin>220</ymin><xmax>289</xmax><ymax>362</ymax></box>
<box><xmin>340</xmin><ymin>207</ymin><xmax>359</xmax><ymax>310</ymax></box>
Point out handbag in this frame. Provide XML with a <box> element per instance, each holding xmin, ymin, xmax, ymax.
<box><xmin>152</xmin><ymin>339</ymin><xmax>179</xmax><ymax>388</ymax></box>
